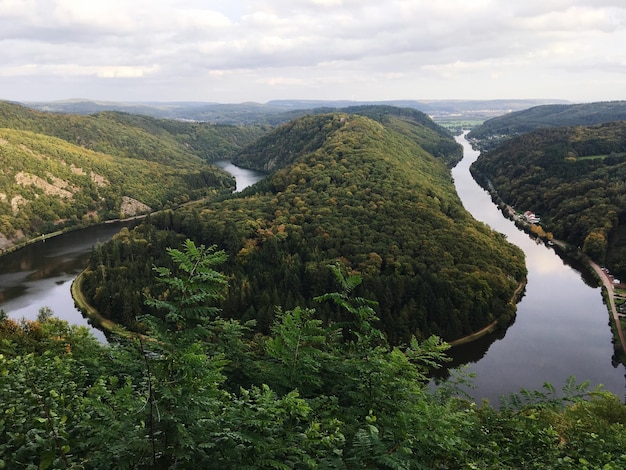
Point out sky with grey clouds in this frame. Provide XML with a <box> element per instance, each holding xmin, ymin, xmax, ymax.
<box><xmin>1</xmin><ymin>0</ymin><xmax>625</xmax><ymax>103</ymax></box>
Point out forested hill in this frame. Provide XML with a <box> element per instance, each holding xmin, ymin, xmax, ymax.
<box><xmin>468</xmin><ymin>101</ymin><xmax>626</xmax><ymax>150</ymax></box>
<box><xmin>0</xmin><ymin>100</ymin><xmax>267</xmax><ymax>250</ymax></box>
<box><xmin>0</xmin><ymin>127</ymin><xmax>235</xmax><ymax>251</ymax></box>
<box><xmin>471</xmin><ymin>122</ymin><xmax>626</xmax><ymax>277</ymax></box>
<box><xmin>233</xmin><ymin>106</ymin><xmax>462</xmax><ymax>170</ymax></box>
<box><xmin>0</xmin><ymin>100</ymin><xmax>266</xmax><ymax>164</ymax></box>
<box><xmin>82</xmin><ymin>111</ymin><xmax>526</xmax><ymax>344</ymax></box>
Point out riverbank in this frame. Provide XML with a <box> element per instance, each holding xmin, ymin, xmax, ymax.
<box><xmin>0</xmin><ymin>228</ymin><xmax>67</xmax><ymax>256</ymax></box>
<box><xmin>449</xmin><ymin>278</ymin><xmax>527</xmax><ymax>347</ymax></box>
<box><xmin>473</xmin><ymin>170</ymin><xmax>626</xmax><ymax>362</ymax></box>
<box><xmin>0</xmin><ymin>215</ymin><xmax>145</xmax><ymax>258</ymax></box>
<box><xmin>71</xmin><ymin>269</ymin><xmax>137</xmax><ymax>340</ymax></box>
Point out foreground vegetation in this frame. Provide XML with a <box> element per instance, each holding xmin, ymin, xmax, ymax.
<box><xmin>80</xmin><ymin>109</ymin><xmax>526</xmax><ymax>345</ymax></box>
<box><xmin>2</xmin><ymin>240</ymin><xmax>626</xmax><ymax>469</ymax></box>
<box><xmin>471</xmin><ymin>122</ymin><xmax>626</xmax><ymax>278</ymax></box>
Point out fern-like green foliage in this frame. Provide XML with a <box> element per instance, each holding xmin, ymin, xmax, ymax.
<box><xmin>144</xmin><ymin>239</ymin><xmax>228</xmax><ymax>334</ymax></box>
<box><xmin>2</xmin><ymin>242</ymin><xmax>626</xmax><ymax>468</ymax></box>
<box><xmin>314</xmin><ymin>262</ymin><xmax>383</xmax><ymax>346</ymax></box>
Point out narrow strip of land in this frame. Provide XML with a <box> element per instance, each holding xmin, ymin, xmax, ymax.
<box><xmin>587</xmin><ymin>259</ymin><xmax>626</xmax><ymax>355</ymax></box>
<box><xmin>71</xmin><ymin>271</ymin><xmax>136</xmax><ymax>339</ymax></box>
<box><xmin>450</xmin><ymin>279</ymin><xmax>527</xmax><ymax>347</ymax></box>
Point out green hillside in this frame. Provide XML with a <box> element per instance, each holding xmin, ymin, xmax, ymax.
<box><xmin>81</xmin><ymin>110</ymin><xmax>526</xmax><ymax>344</ymax></box>
<box><xmin>0</xmin><ymin>128</ymin><xmax>234</xmax><ymax>250</ymax></box>
<box><xmin>234</xmin><ymin>105</ymin><xmax>462</xmax><ymax>168</ymax></box>
<box><xmin>468</xmin><ymin>101</ymin><xmax>626</xmax><ymax>150</ymax></box>
<box><xmin>0</xmin><ymin>100</ymin><xmax>266</xmax><ymax>163</ymax></box>
<box><xmin>0</xmin><ymin>100</ymin><xmax>272</xmax><ymax>250</ymax></box>
<box><xmin>471</xmin><ymin>122</ymin><xmax>626</xmax><ymax>277</ymax></box>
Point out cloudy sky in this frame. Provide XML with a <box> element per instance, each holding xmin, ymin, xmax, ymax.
<box><xmin>1</xmin><ymin>0</ymin><xmax>625</xmax><ymax>104</ymax></box>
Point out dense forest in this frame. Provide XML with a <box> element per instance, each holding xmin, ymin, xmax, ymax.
<box><xmin>5</xmin><ymin>100</ymin><xmax>626</xmax><ymax>467</ymax></box>
<box><xmin>0</xmin><ymin>101</ymin><xmax>264</xmax><ymax>249</ymax></box>
<box><xmin>471</xmin><ymin>121</ymin><xmax>626</xmax><ymax>278</ymax></box>
<box><xmin>2</xmin><ymin>241</ymin><xmax>626</xmax><ymax>469</ymax></box>
<box><xmin>80</xmin><ymin>108</ymin><xmax>526</xmax><ymax>345</ymax></box>
<box><xmin>468</xmin><ymin>101</ymin><xmax>626</xmax><ymax>150</ymax></box>
<box><xmin>234</xmin><ymin>106</ymin><xmax>463</xmax><ymax>170</ymax></box>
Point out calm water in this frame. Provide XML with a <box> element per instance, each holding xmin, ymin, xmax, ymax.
<box><xmin>0</xmin><ymin>162</ymin><xmax>264</xmax><ymax>342</ymax></box>
<box><xmin>213</xmin><ymin>160</ymin><xmax>266</xmax><ymax>192</ymax></box>
<box><xmin>0</xmin><ymin>223</ymin><xmax>135</xmax><ymax>342</ymax></box>
<box><xmin>443</xmin><ymin>134</ymin><xmax>626</xmax><ymax>403</ymax></box>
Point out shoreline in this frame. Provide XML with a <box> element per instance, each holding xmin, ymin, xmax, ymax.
<box><xmin>449</xmin><ymin>278</ymin><xmax>527</xmax><ymax>347</ymax></box>
<box><xmin>71</xmin><ymin>269</ymin><xmax>138</xmax><ymax>340</ymax></box>
<box><xmin>473</xmin><ymin>170</ymin><xmax>626</xmax><ymax>360</ymax></box>
<box><xmin>0</xmin><ymin>214</ymin><xmax>149</xmax><ymax>259</ymax></box>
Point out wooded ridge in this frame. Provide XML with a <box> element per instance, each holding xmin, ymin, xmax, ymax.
<box><xmin>468</xmin><ymin>100</ymin><xmax>626</xmax><ymax>151</ymax></box>
<box><xmin>0</xmin><ymin>101</ymin><xmax>264</xmax><ymax>250</ymax></box>
<box><xmin>471</xmin><ymin>121</ymin><xmax>626</xmax><ymax>278</ymax></box>
<box><xmin>80</xmin><ymin>108</ymin><xmax>527</xmax><ymax>345</ymax></box>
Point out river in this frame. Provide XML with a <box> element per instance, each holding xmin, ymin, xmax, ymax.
<box><xmin>442</xmin><ymin>134</ymin><xmax>626</xmax><ymax>403</ymax></box>
<box><xmin>213</xmin><ymin>160</ymin><xmax>265</xmax><ymax>192</ymax></box>
<box><xmin>0</xmin><ymin>162</ymin><xmax>264</xmax><ymax>343</ymax></box>
<box><xmin>1</xmin><ymin>148</ymin><xmax>624</xmax><ymax>404</ymax></box>
<box><xmin>0</xmin><ymin>223</ymin><xmax>135</xmax><ymax>342</ymax></box>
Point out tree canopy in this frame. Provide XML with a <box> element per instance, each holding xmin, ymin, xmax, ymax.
<box><xmin>471</xmin><ymin>121</ymin><xmax>626</xmax><ymax>277</ymax></box>
<box><xmin>468</xmin><ymin>100</ymin><xmax>626</xmax><ymax>151</ymax></box>
<box><xmin>81</xmin><ymin>109</ymin><xmax>526</xmax><ymax>344</ymax></box>
<box><xmin>2</xmin><ymin>241</ymin><xmax>625</xmax><ymax>469</ymax></box>
<box><xmin>0</xmin><ymin>100</ymin><xmax>268</xmax><ymax>249</ymax></box>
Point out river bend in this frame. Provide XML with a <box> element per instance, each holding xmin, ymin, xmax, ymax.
<box><xmin>0</xmin><ymin>149</ymin><xmax>623</xmax><ymax>403</ymax></box>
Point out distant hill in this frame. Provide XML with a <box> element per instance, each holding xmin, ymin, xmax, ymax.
<box><xmin>468</xmin><ymin>101</ymin><xmax>626</xmax><ymax>150</ymax></box>
<box><xmin>234</xmin><ymin>105</ymin><xmax>463</xmax><ymax>170</ymax></box>
<box><xmin>21</xmin><ymin>98</ymin><xmax>565</xmax><ymax>126</ymax></box>
<box><xmin>82</xmin><ymin>109</ymin><xmax>527</xmax><ymax>344</ymax></box>
<box><xmin>471</xmin><ymin>121</ymin><xmax>626</xmax><ymax>277</ymax></box>
<box><xmin>0</xmin><ymin>127</ymin><xmax>236</xmax><ymax>250</ymax></box>
<box><xmin>0</xmin><ymin>101</ymin><xmax>266</xmax><ymax>163</ymax></box>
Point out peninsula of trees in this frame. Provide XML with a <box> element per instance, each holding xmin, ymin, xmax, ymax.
<box><xmin>80</xmin><ymin>107</ymin><xmax>526</xmax><ymax>344</ymax></box>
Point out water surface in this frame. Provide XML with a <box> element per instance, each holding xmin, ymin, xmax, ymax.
<box><xmin>0</xmin><ymin>162</ymin><xmax>265</xmax><ymax>342</ymax></box>
<box><xmin>443</xmin><ymin>134</ymin><xmax>626</xmax><ymax>403</ymax></box>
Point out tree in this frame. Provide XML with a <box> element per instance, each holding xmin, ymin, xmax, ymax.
<box><xmin>138</xmin><ymin>239</ymin><xmax>231</xmax><ymax>468</ymax></box>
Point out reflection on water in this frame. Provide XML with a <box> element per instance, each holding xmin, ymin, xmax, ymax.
<box><xmin>0</xmin><ymin>161</ymin><xmax>265</xmax><ymax>345</ymax></box>
<box><xmin>213</xmin><ymin>160</ymin><xmax>265</xmax><ymax>192</ymax></box>
<box><xmin>0</xmin><ymin>223</ymin><xmax>136</xmax><ymax>343</ymax></box>
<box><xmin>440</xmin><ymin>134</ymin><xmax>626</xmax><ymax>404</ymax></box>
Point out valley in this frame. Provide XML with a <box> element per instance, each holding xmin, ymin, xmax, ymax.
<box><xmin>2</xmin><ymin>99</ymin><xmax>626</xmax><ymax>468</ymax></box>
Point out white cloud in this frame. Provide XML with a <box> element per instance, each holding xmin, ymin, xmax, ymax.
<box><xmin>0</xmin><ymin>0</ymin><xmax>625</xmax><ymax>102</ymax></box>
<box><xmin>0</xmin><ymin>63</ymin><xmax>159</xmax><ymax>78</ymax></box>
